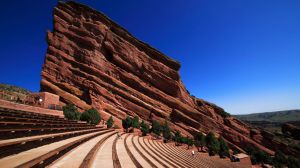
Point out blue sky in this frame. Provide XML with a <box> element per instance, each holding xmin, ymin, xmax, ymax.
<box><xmin>0</xmin><ymin>0</ymin><xmax>299</xmax><ymax>114</ymax></box>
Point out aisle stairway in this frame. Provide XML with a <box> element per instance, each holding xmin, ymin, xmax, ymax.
<box><xmin>0</xmin><ymin>107</ymin><xmax>248</xmax><ymax>168</ymax></box>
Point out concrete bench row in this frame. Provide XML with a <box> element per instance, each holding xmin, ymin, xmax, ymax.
<box><xmin>0</xmin><ymin>108</ymin><xmax>247</xmax><ymax>168</ymax></box>
<box><xmin>0</xmin><ymin>107</ymin><xmax>63</xmax><ymax>119</ymax></box>
<box><xmin>122</xmin><ymin>134</ymin><xmax>247</xmax><ymax>168</ymax></box>
<box><xmin>0</xmin><ymin>108</ymin><xmax>96</xmax><ymax>140</ymax></box>
<box><xmin>0</xmin><ymin>131</ymin><xmax>247</xmax><ymax>168</ymax></box>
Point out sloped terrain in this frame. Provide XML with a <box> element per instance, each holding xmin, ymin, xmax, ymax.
<box><xmin>0</xmin><ymin>83</ymin><xmax>32</xmax><ymax>102</ymax></box>
<box><xmin>235</xmin><ymin>110</ymin><xmax>300</xmax><ymax>122</ymax></box>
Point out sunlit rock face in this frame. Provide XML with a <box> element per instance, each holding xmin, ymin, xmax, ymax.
<box><xmin>41</xmin><ymin>1</ymin><xmax>275</xmax><ymax>154</ymax></box>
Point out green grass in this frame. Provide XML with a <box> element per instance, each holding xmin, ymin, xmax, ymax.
<box><xmin>235</xmin><ymin>110</ymin><xmax>300</xmax><ymax>123</ymax></box>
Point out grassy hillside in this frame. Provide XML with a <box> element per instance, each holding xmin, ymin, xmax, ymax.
<box><xmin>0</xmin><ymin>83</ymin><xmax>32</xmax><ymax>102</ymax></box>
<box><xmin>0</xmin><ymin>83</ymin><xmax>31</xmax><ymax>95</ymax></box>
<box><xmin>235</xmin><ymin>110</ymin><xmax>300</xmax><ymax>134</ymax></box>
<box><xmin>235</xmin><ymin>110</ymin><xmax>300</xmax><ymax>123</ymax></box>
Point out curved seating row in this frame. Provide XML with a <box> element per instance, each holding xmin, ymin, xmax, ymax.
<box><xmin>0</xmin><ymin>107</ymin><xmax>248</xmax><ymax>168</ymax></box>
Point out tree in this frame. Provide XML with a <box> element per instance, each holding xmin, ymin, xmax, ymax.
<box><xmin>249</xmin><ymin>150</ymin><xmax>272</xmax><ymax>165</ymax></box>
<box><xmin>220</xmin><ymin>111</ymin><xmax>231</xmax><ymax>118</ymax></box>
<box><xmin>287</xmin><ymin>156</ymin><xmax>300</xmax><ymax>168</ymax></box>
<box><xmin>16</xmin><ymin>96</ymin><xmax>22</xmax><ymax>104</ymax></box>
<box><xmin>80</xmin><ymin>108</ymin><xmax>101</xmax><ymax>125</ymax></box>
<box><xmin>273</xmin><ymin>150</ymin><xmax>286</xmax><ymax>168</ymax></box>
<box><xmin>218</xmin><ymin>137</ymin><xmax>229</xmax><ymax>158</ymax></box>
<box><xmin>206</xmin><ymin>132</ymin><xmax>220</xmax><ymax>156</ymax></box>
<box><xmin>107</xmin><ymin>116</ymin><xmax>114</xmax><ymax>128</ymax></box>
<box><xmin>162</xmin><ymin>120</ymin><xmax>171</xmax><ymax>142</ymax></box>
<box><xmin>186</xmin><ymin>137</ymin><xmax>194</xmax><ymax>149</ymax></box>
<box><xmin>63</xmin><ymin>104</ymin><xmax>81</xmax><ymax>120</ymax></box>
<box><xmin>140</xmin><ymin>120</ymin><xmax>150</xmax><ymax>136</ymax></box>
<box><xmin>151</xmin><ymin>120</ymin><xmax>161</xmax><ymax>138</ymax></box>
<box><xmin>122</xmin><ymin>116</ymin><xmax>132</xmax><ymax>133</ymax></box>
<box><xmin>174</xmin><ymin>131</ymin><xmax>182</xmax><ymax>146</ymax></box>
<box><xmin>132</xmin><ymin>116</ymin><xmax>140</xmax><ymax>129</ymax></box>
<box><xmin>194</xmin><ymin>132</ymin><xmax>206</xmax><ymax>151</ymax></box>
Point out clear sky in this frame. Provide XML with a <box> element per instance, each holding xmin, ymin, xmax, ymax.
<box><xmin>0</xmin><ymin>0</ymin><xmax>299</xmax><ymax>114</ymax></box>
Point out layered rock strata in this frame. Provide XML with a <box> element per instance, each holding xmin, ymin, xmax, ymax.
<box><xmin>41</xmin><ymin>1</ymin><xmax>275</xmax><ymax>154</ymax></box>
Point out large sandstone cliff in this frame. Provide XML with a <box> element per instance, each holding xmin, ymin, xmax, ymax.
<box><xmin>41</xmin><ymin>1</ymin><xmax>275</xmax><ymax>154</ymax></box>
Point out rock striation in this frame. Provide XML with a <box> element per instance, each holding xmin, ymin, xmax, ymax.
<box><xmin>41</xmin><ymin>1</ymin><xmax>275</xmax><ymax>154</ymax></box>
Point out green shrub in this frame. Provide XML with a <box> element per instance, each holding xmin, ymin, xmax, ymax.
<box><xmin>287</xmin><ymin>156</ymin><xmax>300</xmax><ymax>168</ymax></box>
<box><xmin>107</xmin><ymin>116</ymin><xmax>114</xmax><ymax>128</ymax></box>
<box><xmin>114</xmin><ymin>124</ymin><xmax>119</xmax><ymax>129</ymax></box>
<box><xmin>206</xmin><ymin>132</ymin><xmax>220</xmax><ymax>156</ymax></box>
<box><xmin>122</xmin><ymin>116</ymin><xmax>132</xmax><ymax>132</ymax></box>
<box><xmin>63</xmin><ymin>104</ymin><xmax>81</xmax><ymax>120</ymax></box>
<box><xmin>162</xmin><ymin>120</ymin><xmax>171</xmax><ymax>142</ymax></box>
<box><xmin>220</xmin><ymin>111</ymin><xmax>231</xmax><ymax>118</ymax></box>
<box><xmin>273</xmin><ymin>150</ymin><xmax>286</xmax><ymax>168</ymax></box>
<box><xmin>174</xmin><ymin>131</ymin><xmax>182</xmax><ymax>146</ymax></box>
<box><xmin>151</xmin><ymin>120</ymin><xmax>161</xmax><ymax>137</ymax></box>
<box><xmin>194</xmin><ymin>132</ymin><xmax>206</xmax><ymax>151</ymax></box>
<box><xmin>140</xmin><ymin>120</ymin><xmax>150</xmax><ymax>136</ymax></box>
<box><xmin>248</xmin><ymin>149</ymin><xmax>272</xmax><ymax>165</ymax></box>
<box><xmin>180</xmin><ymin>136</ymin><xmax>188</xmax><ymax>144</ymax></box>
<box><xmin>218</xmin><ymin>137</ymin><xmax>229</xmax><ymax>158</ymax></box>
<box><xmin>80</xmin><ymin>108</ymin><xmax>101</xmax><ymax>125</ymax></box>
<box><xmin>186</xmin><ymin>137</ymin><xmax>194</xmax><ymax>149</ymax></box>
<box><xmin>132</xmin><ymin>116</ymin><xmax>140</xmax><ymax>129</ymax></box>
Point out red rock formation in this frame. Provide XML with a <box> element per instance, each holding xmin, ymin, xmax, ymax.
<box><xmin>282</xmin><ymin>123</ymin><xmax>300</xmax><ymax>140</ymax></box>
<box><xmin>41</xmin><ymin>1</ymin><xmax>275</xmax><ymax>155</ymax></box>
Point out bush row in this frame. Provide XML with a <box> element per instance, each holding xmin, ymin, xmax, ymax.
<box><xmin>62</xmin><ymin>104</ymin><xmax>101</xmax><ymax>125</ymax></box>
<box><xmin>121</xmin><ymin>115</ymin><xmax>229</xmax><ymax>158</ymax></box>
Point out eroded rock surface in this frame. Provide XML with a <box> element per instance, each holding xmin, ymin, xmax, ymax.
<box><xmin>41</xmin><ymin>1</ymin><xmax>275</xmax><ymax>154</ymax></box>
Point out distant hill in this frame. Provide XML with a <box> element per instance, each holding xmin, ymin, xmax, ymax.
<box><xmin>0</xmin><ymin>83</ymin><xmax>32</xmax><ymax>102</ymax></box>
<box><xmin>235</xmin><ymin>110</ymin><xmax>300</xmax><ymax>123</ymax></box>
<box><xmin>0</xmin><ymin>83</ymin><xmax>32</xmax><ymax>95</ymax></box>
<box><xmin>235</xmin><ymin>110</ymin><xmax>300</xmax><ymax>134</ymax></box>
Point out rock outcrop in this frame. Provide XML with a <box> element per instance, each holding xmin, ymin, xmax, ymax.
<box><xmin>41</xmin><ymin>1</ymin><xmax>275</xmax><ymax>154</ymax></box>
<box><xmin>282</xmin><ymin>123</ymin><xmax>300</xmax><ymax>140</ymax></box>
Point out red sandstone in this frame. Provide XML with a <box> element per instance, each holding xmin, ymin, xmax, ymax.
<box><xmin>41</xmin><ymin>1</ymin><xmax>278</xmax><ymax>155</ymax></box>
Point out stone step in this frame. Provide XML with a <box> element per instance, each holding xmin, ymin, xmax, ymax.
<box><xmin>116</xmin><ymin>134</ymin><xmax>136</xmax><ymax>168</ymax></box>
<box><xmin>158</xmin><ymin>141</ymin><xmax>237</xmax><ymax>168</ymax></box>
<box><xmin>125</xmin><ymin>134</ymin><xmax>151</xmax><ymax>168</ymax></box>
<box><xmin>0</xmin><ymin>128</ymin><xmax>106</xmax><ymax>159</ymax></box>
<box><xmin>0</xmin><ymin>115</ymin><xmax>79</xmax><ymax>124</ymax></box>
<box><xmin>0</xmin><ymin>121</ymin><xmax>91</xmax><ymax>129</ymax></box>
<box><xmin>91</xmin><ymin>134</ymin><xmax>118</xmax><ymax>168</ymax></box>
<box><xmin>137</xmin><ymin>136</ymin><xmax>172</xmax><ymax>168</ymax></box>
<box><xmin>0</xmin><ymin>126</ymin><xmax>97</xmax><ymax>140</ymax></box>
<box><xmin>158</xmin><ymin>142</ymin><xmax>216</xmax><ymax>168</ymax></box>
<box><xmin>49</xmin><ymin>131</ymin><xmax>116</xmax><ymax>168</ymax></box>
<box><xmin>131</xmin><ymin>135</ymin><xmax>162</xmax><ymax>168</ymax></box>
<box><xmin>153</xmin><ymin>140</ymin><xmax>205</xmax><ymax>168</ymax></box>
<box><xmin>143</xmin><ymin>138</ymin><xmax>181</xmax><ymax>168</ymax></box>
<box><xmin>0</xmin><ymin>127</ymin><xmax>106</xmax><ymax>148</ymax></box>
<box><xmin>0</xmin><ymin>109</ymin><xmax>63</xmax><ymax>120</ymax></box>
<box><xmin>0</xmin><ymin>129</ymin><xmax>113</xmax><ymax>167</ymax></box>
<box><xmin>147</xmin><ymin>138</ymin><xmax>191</xmax><ymax>168</ymax></box>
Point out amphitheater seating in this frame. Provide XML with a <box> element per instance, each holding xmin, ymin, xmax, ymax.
<box><xmin>0</xmin><ymin>107</ymin><xmax>248</xmax><ymax>168</ymax></box>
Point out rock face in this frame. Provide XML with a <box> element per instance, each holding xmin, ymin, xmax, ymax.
<box><xmin>41</xmin><ymin>1</ymin><xmax>275</xmax><ymax>154</ymax></box>
<box><xmin>282</xmin><ymin>123</ymin><xmax>300</xmax><ymax>140</ymax></box>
